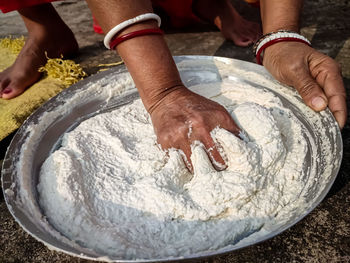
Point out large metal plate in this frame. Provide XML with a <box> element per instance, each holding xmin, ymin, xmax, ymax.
<box><xmin>1</xmin><ymin>56</ymin><xmax>343</xmax><ymax>262</ymax></box>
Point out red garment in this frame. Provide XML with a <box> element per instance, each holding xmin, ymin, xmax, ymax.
<box><xmin>0</xmin><ymin>0</ymin><xmax>201</xmax><ymax>27</ymax></box>
<box><xmin>1</xmin><ymin>0</ymin><xmax>201</xmax><ymax>33</ymax></box>
<box><xmin>152</xmin><ymin>0</ymin><xmax>201</xmax><ymax>28</ymax></box>
<box><xmin>0</xmin><ymin>0</ymin><xmax>59</xmax><ymax>13</ymax></box>
<box><xmin>92</xmin><ymin>0</ymin><xmax>201</xmax><ymax>34</ymax></box>
<box><xmin>1</xmin><ymin>0</ymin><xmax>202</xmax><ymax>33</ymax></box>
<box><xmin>0</xmin><ymin>0</ymin><xmax>259</xmax><ymax>15</ymax></box>
<box><xmin>1</xmin><ymin>0</ymin><xmax>258</xmax><ymax>30</ymax></box>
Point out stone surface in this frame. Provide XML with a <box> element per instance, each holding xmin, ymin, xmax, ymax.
<box><xmin>1</xmin><ymin>0</ymin><xmax>349</xmax><ymax>262</ymax></box>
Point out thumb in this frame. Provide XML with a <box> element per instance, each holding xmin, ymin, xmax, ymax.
<box><xmin>293</xmin><ymin>69</ymin><xmax>328</xmax><ymax>112</ymax></box>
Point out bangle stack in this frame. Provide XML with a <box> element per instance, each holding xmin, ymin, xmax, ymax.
<box><xmin>253</xmin><ymin>30</ymin><xmax>311</xmax><ymax>65</ymax></box>
<box><xmin>109</xmin><ymin>28</ymin><xmax>164</xmax><ymax>50</ymax></box>
<box><xmin>104</xmin><ymin>13</ymin><xmax>163</xmax><ymax>50</ymax></box>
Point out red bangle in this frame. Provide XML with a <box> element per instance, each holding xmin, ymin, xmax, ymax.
<box><xmin>109</xmin><ymin>28</ymin><xmax>164</xmax><ymax>50</ymax></box>
<box><xmin>256</xmin><ymin>37</ymin><xmax>311</xmax><ymax>65</ymax></box>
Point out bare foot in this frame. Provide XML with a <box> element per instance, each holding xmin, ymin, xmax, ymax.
<box><xmin>0</xmin><ymin>4</ymin><xmax>78</xmax><ymax>99</ymax></box>
<box><xmin>193</xmin><ymin>0</ymin><xmax>261</xmax><ymax>46</ymax></box>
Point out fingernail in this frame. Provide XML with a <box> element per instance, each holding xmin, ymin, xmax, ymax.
<box><xmin>2</xmin><ymin>88</ymin><xmax>12</xmax><ymax>94</ymax></box>
<box><xmin>311</xmin><ymin>96</ymin><xmax>327</xmax><ymax>110</ymax></box>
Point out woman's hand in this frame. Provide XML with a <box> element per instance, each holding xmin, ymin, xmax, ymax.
<box><xmin>149</xmin><ymin>86</ymin><xmax>240</xmax><ymax>172</ymax></box>
<box><xmin>263</xmin><ymin>41</ymin><xmax>347</xmax><ymax>129</ymax></box>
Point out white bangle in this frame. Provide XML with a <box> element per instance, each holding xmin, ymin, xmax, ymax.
<box><xmin>255</xmin><ymin>31</ymin><xmax>311</xmax><ymax>56</ymax></box>
<box><xmin>103</xmin><ymin>13</ymin><xmax>161</xmax><ymax>49</ymax></box>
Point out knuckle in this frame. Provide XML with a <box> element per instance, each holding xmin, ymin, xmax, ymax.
<box><xmin>323</xmin><ymin>58</ymin><xmax>342</xmax><ymax>75</ymax></box>
<box><xmin>215</xmin><ymin>107</ymin><xmax>228</xmax><ymax>118</ymax></box>
<box><xmin>173</xmin><ymin>126</ymin><xmax>190</xmax><ymax>143</ymax></box>
<box><xmin>331</xmin><ymin>63</ymin><xmax>343</xmax><ymax>78</ymax></box>
<box><xmin>177</xmin><ymin>128</ymin><xmax>189</xmax><ymax>140</ymax></box>
<box><xmin>157</xmin><ymin>132</ymin><xmax>173</xmax><ymax>147</ymax></box>
<box><xmin>191</xmin><ymin>115</ymin><xmax>206</xmax><ymax>127</ymax></box>
<box><xmin>205</xmin><ymin>141</ymin><xmax>216</xmax><ymax>151</ymax></box>
<box><xmin>158</xmin><ymin>122</ymin><xmax>190</xmax><ymax>145</ymax></box>
<box><xmin>194</xmin><ymin>126</ymin><xmax>211</xmax><ymax>141</ymax></box>
<box><xmin>313</xmin><ymin>56</ymin><xmax>342</xmax><ymax>76</ymax></box>
<box><xmin>217</xmin><ymin>111</ymin><xmax>235</xmax><ymax>127</ymax></box>
<box><xmin>298</xmin><ymin>81</ymin><xmax>316</xmax><ymax>97</ymax></box>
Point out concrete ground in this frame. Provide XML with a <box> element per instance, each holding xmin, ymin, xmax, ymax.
<box><xmin>1</xmin><ymin>0</ymin><xmax>349</xmax><ymax>262</ymax></box>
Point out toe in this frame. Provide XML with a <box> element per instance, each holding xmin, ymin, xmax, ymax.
<box><xmin>1</xmin><ymin>84</ymin><xmax>26</xmax><ymax>99</ymax></box>
<box><xmin>232</xmin><ymin>35</ymin><xmax>254</xmax><ymax>47</ymax></box>
<box><xmin>0</xmin><ymin>77</ymin><xmax>10</xmax><ymax>98</ymax></box>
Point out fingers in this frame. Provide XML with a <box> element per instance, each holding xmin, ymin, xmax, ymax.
<box><xmin>178</xmin><ymin>141</ymin><xmax>194</xmax><ymax>174</ymax></box>
<box><xmin>223</xmin><ymin>117</ymin><xmax>241</xmax><ymax>137</ymax></box>
<box><xmin>189</xmin><ymin>114</ymin><xmax>240</xmax><ymax>172</ymax></box>
<box><xmin>201</xmin><ymin>134</ymin><xmax>227</xmax><ymax>171</ymax></box>
<box><xmin>293</xmin><ymin>66</ymin><xmax>328</xmax><ymax>112</ymax></box>
<box><xmin>260</xmin><ymin>41</ymin><xmax>346</xmax><ymax>128</ymax></box>
<box><xmin>159</xmin><ymin>127</ymin><xmax>229</xmax><ymax>173</ymax></box>
<box><xmin>190</xmin><ymin>143</ymin><xmax>216</xmax><ymax>174</ymax></box>
<box><xmin>157</xmin><ymin>126</ymin><xmax>194</xmax><ymax>173</ymax></box>
<box><xmin>151</xmin><ymin>89</ymin><xmax>241</xmax><ymax>173</ymax></box>
<box><xmin>311</xmin><ymin>58</ymin><xmax>347</xmax><ymax>129</ymax></box>
<box><xmin>279</xmin><ymin>46</ymin><xmax>347</xmax><ymax>128</ymax></box>
<box><xmin>177</xmin><ymin>130</ymin><xmax>226</xmax><ymax>173</ymax></box>
<box><xmin>290</xmin><ymin>64</ymin><xmax>347</xmax><ymax>129</ymax></box>
<box><xmin>328</xmin><ymin>94</ymin><xmax>347</xmax><ymax>129</ymax></box>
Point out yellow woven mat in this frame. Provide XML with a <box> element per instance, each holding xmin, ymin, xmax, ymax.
<box><xmin>0</xmin><ymin>37</ymin><xmax>86</xmax><ymax>141</ymax></box>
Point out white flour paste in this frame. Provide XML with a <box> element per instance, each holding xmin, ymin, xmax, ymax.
<box><xmin>37</xmin><ymin>78</ymin><xmax>310</xmax><ymax>259</ymax></box>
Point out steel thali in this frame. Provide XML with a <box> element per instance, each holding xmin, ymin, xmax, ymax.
<box><xmin>1</xmin><ymin>56</ymin><xmax>343</xmax><ymax>262</ymax></box>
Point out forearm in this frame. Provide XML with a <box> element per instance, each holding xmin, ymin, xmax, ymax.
<box><xmin>86</xmin><ymin>0</ymin><xmax>183</xmax><ymax>112</ymax></box>
<box><xmin>260</xmin><ymin>0</ymin><xmax>303</xmax><ymax>33</ymax></box>
<box><xmin>115</xmin><ymin>21</ymin><xmax>183</xmax><ymax>113</ymax></box>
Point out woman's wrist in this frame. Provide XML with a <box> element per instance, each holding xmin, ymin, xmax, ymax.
<box><xmin>262</xmin><ymin>23</ymin><xmax>300</xmax><ymax>35</ymax></box>
<box><xmin>114</xmin><ymin>20</ymin><xmax>185</xmax><ymax>115</ymax></box>
<box><xmin>253</xmin><ymin>30</ymin><xmax>311</xmax><ymax>65</ymax></box>
<box><xmin>146</xmin><ymin>84</ymin><xmax>188</xmax><ymax>114</ymax></box>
